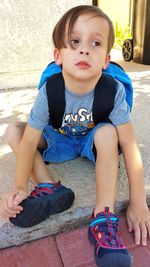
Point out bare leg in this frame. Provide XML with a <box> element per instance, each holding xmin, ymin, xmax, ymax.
<box><xmin>5</xmin><ymin>121</ymin><xmax>54</xmax><ymax>184</ymax></box>
<box><xmin>94</xmin><ymin>124</ymin><xmax>119</xmax><ymax>215</ymax></box>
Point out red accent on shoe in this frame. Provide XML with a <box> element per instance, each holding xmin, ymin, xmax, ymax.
<box><xmin>89</xmin><ymin>208</ymin><xmax>126</xmax><ymax>251</ymax></box>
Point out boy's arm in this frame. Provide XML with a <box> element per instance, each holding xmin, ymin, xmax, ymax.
<box><xmin>15</xmin><ymin>124</ymin><xmax>42</xmax><ymax>192</ymax></box>
<box><xmin>0</xmin><ymin>124</ymin><xmax>42</xmax><ymax>219</ymax></box>
<box><xmin>116</xmin><ymin>122</ymin><xmax>150</xmax><ymax>246</ymax></box>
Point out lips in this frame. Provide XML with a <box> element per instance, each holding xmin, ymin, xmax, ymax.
<box><xmin>75</xmin><ymin>61</ymin><xmax>91</xmax><ymax>68</ymax></box>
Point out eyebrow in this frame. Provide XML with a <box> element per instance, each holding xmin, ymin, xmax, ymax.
<box><xmin>92</xmin><ymin>32</ymin><xmax>104</xmax><ymax>39</ymax></box>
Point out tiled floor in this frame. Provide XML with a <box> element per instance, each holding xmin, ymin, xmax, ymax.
<box><xmin>0</xmin><ymin>214</ymin><xmax>150</xmax><ymax>267</ymax></box>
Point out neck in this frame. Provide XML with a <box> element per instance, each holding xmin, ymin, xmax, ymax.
<box><xmin>62</xmin><ymin>72</ymin><xmax>102</xmax><ymax>95</ymax></box>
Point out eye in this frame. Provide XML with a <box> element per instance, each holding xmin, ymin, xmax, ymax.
<box><xmin>71</xmin><ymin>39</ymin><xmax>79</xmax><ymax>44</ymax></box>
<box><xmin>70</xmin><ymin>38</ymin><xmax>80</xmax><ymax>48</ymax></box>
<box><xmin>91</xmin><ymin>40</ymin><xmax>101</xmax><ymax>47</ymax></box>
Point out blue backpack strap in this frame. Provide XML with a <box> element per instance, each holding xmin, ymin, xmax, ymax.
<box><xmin>38</xmin><ymin>61</ymin><xmax>133</xmax><ymax>110</ymax></box>
<box><xmin>103</xmin><ymin>62</ymin><xmax>133</xmax><ymax>110</ymax></box>
<box><xmin>38</xmin><ymin>61</ymin><xmax>61</xmax><ymax>89</ymax></box>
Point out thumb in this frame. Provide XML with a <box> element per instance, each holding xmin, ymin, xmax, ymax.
<box><xmin>13</xmin><ymin>191</ymin><xmax>27</xmax><ymax>205</ymax></box>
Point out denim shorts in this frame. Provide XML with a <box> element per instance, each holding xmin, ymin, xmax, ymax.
<box><xmin>41</xmin><ymin>123</ymin><xmax>111</xmax><ymax>163</ymax></box>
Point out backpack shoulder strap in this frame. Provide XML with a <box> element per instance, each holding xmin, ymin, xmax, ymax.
<box><xmin>38</xmin><ymin>61</ymin><xmax>61</xmax><ymax>89</ymax></box>
<box><xmin>93</xmin><ymin>74</ymin><xmax>117</xmax><ymax>125</ymax></box>
<box><xmin>46</xmin><ymin>73</ymin><xmax>117</xmax><ymax>129</ymax></box>
<box><xmin>46</xmin><ymin>73</ymin><xmax>65</xmax><ymax>129</ymax></box>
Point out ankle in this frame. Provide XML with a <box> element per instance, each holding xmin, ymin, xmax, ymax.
<box><xmin>34</xmin><ymin>177</ymin><xmax>54</xmax><ymax>184</ymax></box>
<box><xmin>94</xmin><ymin>205</ymin><xmax>114</xmax><ymax>217</ymax></box>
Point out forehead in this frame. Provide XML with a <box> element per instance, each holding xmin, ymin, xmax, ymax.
<box><xmin>70</xmin><ymin>13</ymin><xmax>109</xmax><ymax>36</ymax></box>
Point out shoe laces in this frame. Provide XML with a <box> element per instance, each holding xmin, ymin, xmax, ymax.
<box><xmin>90</xmin><ymin>207</ymin><xmax>125</xmax><ymax>251</ymax></box>
<box><xmin>29</xmin><ymin>181</ymin><xmax>61</xmax><ymax>198</ymax></box>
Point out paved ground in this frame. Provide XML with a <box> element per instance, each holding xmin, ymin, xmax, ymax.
<box><xmin>0</xmin><ymin>49</ymin><xmax>150</xmax><ymax>266</ymax></box>
<box><xmin>0</xmin><ymin>214</ymin><xmax>150</xmax><ymax>267</ymax></box>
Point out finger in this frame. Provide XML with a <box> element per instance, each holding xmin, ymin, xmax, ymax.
<box><xmin>5</xmin><ymin>205</ymin><xmax>22</xmax><ymax>216</ymax></box>
<box><xmin>2</xmin><ymin>205</ymin><xmax>23</xmax><ymax>217</ymax></box>
<box><xmin>13</xmin><ymin>191</ymin><xmax>21</xmax><ymax>205</ymax></box>
<box><xmin>146</xmin><ymin>220</ymin><xmax>150</xmax><ymax>241</ymax></box>
<box><xmin>0</xmin><ymin>193</ymin><xmax>22</xmax><ymax>218</ymax></box>
<box><xmin>2</xmin><ymin>195</ymin><xmax>21</xmax><ymax>217</ymax></box>
<box><xmin>13</xmin><ymin>191</ymin><xmax>26</xmax><ymax>206</ymax></box>
<box><xmin>1</xmin><ymin>207</ymin><xmax>20</xmax><ymax>218</ymax></box>
<box><xmin>140</xmin><ymin>223</ymin><xmax>147</xmax><ymax>246</ymax></box>
<box><xmin>127</xmin><ymin>216</ymin><xmax>133</xmax><ymax>232</ymax></box>
<box><xmin>6</xmin><ymin>193</ymin><xmax>23</xmax><ymax>214</ymax></box>
<box><xmin>7</xmin><ymin>194</ymin><xmax>22</xmax><ymax>212</ymax></box>
<box><xmin>0</xmin><ymin>209</ymin><xmax>15</xmax><ymax>218</ymax></box>
<box><xmin>133</xmin><ymin>224</ymin><xmax>141</xmax><ymax>245</ymax></box>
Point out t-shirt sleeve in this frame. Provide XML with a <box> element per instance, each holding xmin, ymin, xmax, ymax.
<box><xmin>108</xmin><ymin>80</ymin><xmax>131</xmax><ymax>126</ymax></box>
<box><xmin>27</xmin><ymin>83</ymin><xmax>49</xmax><ymax>131</ymax></box>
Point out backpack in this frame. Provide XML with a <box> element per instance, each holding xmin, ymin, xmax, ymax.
<box><xmin>38</xmin><ymin>61</ymin><xmax>133</xmax><ymax>110</ymax></box>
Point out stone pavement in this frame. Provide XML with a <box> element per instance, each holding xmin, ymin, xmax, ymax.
<box><xmin>0</xmin><ymin>214</ymin><xmax>150</xmax><ymax>267</ymax></box>
<box><xmin>0</xmin><ymin>49</ymin><xmax>150</xmax><ymax>266</ymax></box>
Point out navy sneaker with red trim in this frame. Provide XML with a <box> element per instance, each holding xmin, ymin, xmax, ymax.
<box><xmin>88</xmin><ymin>207</ymin><xmax>132</xmax><ymax>267</ymax></box>
<box><xmin>10</xmin><ymin>181</ymin><xmax>75</xmax><ymax>227</ymax></box>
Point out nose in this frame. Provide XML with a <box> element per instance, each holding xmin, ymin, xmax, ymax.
<box><xmin>80</xmin><ymin>51</ymin><xmax>89</xmax><ymax>55</ymax></box>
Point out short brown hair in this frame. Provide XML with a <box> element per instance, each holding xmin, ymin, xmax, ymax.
<box><xmin>52</xmin><ymin>5</ymin><xmax>115</xmax><ymax>53</ymax></box>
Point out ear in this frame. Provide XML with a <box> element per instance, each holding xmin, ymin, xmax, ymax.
<box><xmin>102</xmin><ymin>53</ymin><xmax>111</xmax><ymax>70</ymax></box>
<box><xmin>54</xmin><ymin>48</ymin><xmax>62</xmax><ymax>65</ymax></box>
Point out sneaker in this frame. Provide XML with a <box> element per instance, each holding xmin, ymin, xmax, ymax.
<box><xmin>10</xmin><ymin>181</ymin><xmax>75</xmax><ymax>227</ymax></box>
<box><xmin>88</xmin><ymin>207</ymin><xmax>132</xmax><ymax>267</ymax></box>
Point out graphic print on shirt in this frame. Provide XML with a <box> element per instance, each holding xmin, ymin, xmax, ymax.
<box><xmin>59</xmin><ymin>107</ymin><xmax>95</xmax><ymax>135</ymax></box>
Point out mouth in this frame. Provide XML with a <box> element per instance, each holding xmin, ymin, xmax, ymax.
<box><xmin>75</xmin><ymin>61</ymin><xmax>91</xmax><ymax>69</ymax></box>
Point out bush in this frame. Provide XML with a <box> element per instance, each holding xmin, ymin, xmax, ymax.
<box><xmin>114</xmin><ymin>21</ymin><xmax>132</xmax><ymax>48</ymax></box>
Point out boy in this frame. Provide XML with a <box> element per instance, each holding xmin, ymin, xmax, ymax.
<box><xmin>0</xmin><ymin>5</ymin><xmax>150</xmax><ymax>267</ymax></box>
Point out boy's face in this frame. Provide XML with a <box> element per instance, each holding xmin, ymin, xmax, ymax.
<box><xmin>54</xmin><ymin>13</ymin><xmax>110</xmax><ymax>85</ymax></box>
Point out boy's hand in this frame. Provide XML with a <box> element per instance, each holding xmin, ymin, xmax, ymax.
<box><xmin>0</xmin><ymin>190</ymin><xmax>28</xmax><ymax>219</ymax></box>
<box><xmin>126</xmin><ymin>202</ymin><xmax>150</xmax><ymax>246</ymax></box>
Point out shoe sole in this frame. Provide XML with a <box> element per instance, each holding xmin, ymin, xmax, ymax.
<box><xmin>10</xmin><ymin>188</ymin><xmax>75</xmax><ymax>227</ymax></box>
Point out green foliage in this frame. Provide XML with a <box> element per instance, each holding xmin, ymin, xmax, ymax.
<box><xmin>114</xmin><ymin>21</ymin><xmax>132</xmax><ymax>47</ymax></box>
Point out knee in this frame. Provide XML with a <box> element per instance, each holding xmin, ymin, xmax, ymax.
<box><xmin>94</xmin><ymin>124</ymin><xmax>118</xmax><ymax>148</ymax></box>
<box><xmin>5</xmin><ymin>121</ymin><xmax>26</xmax><ymax>145</ymax></box>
